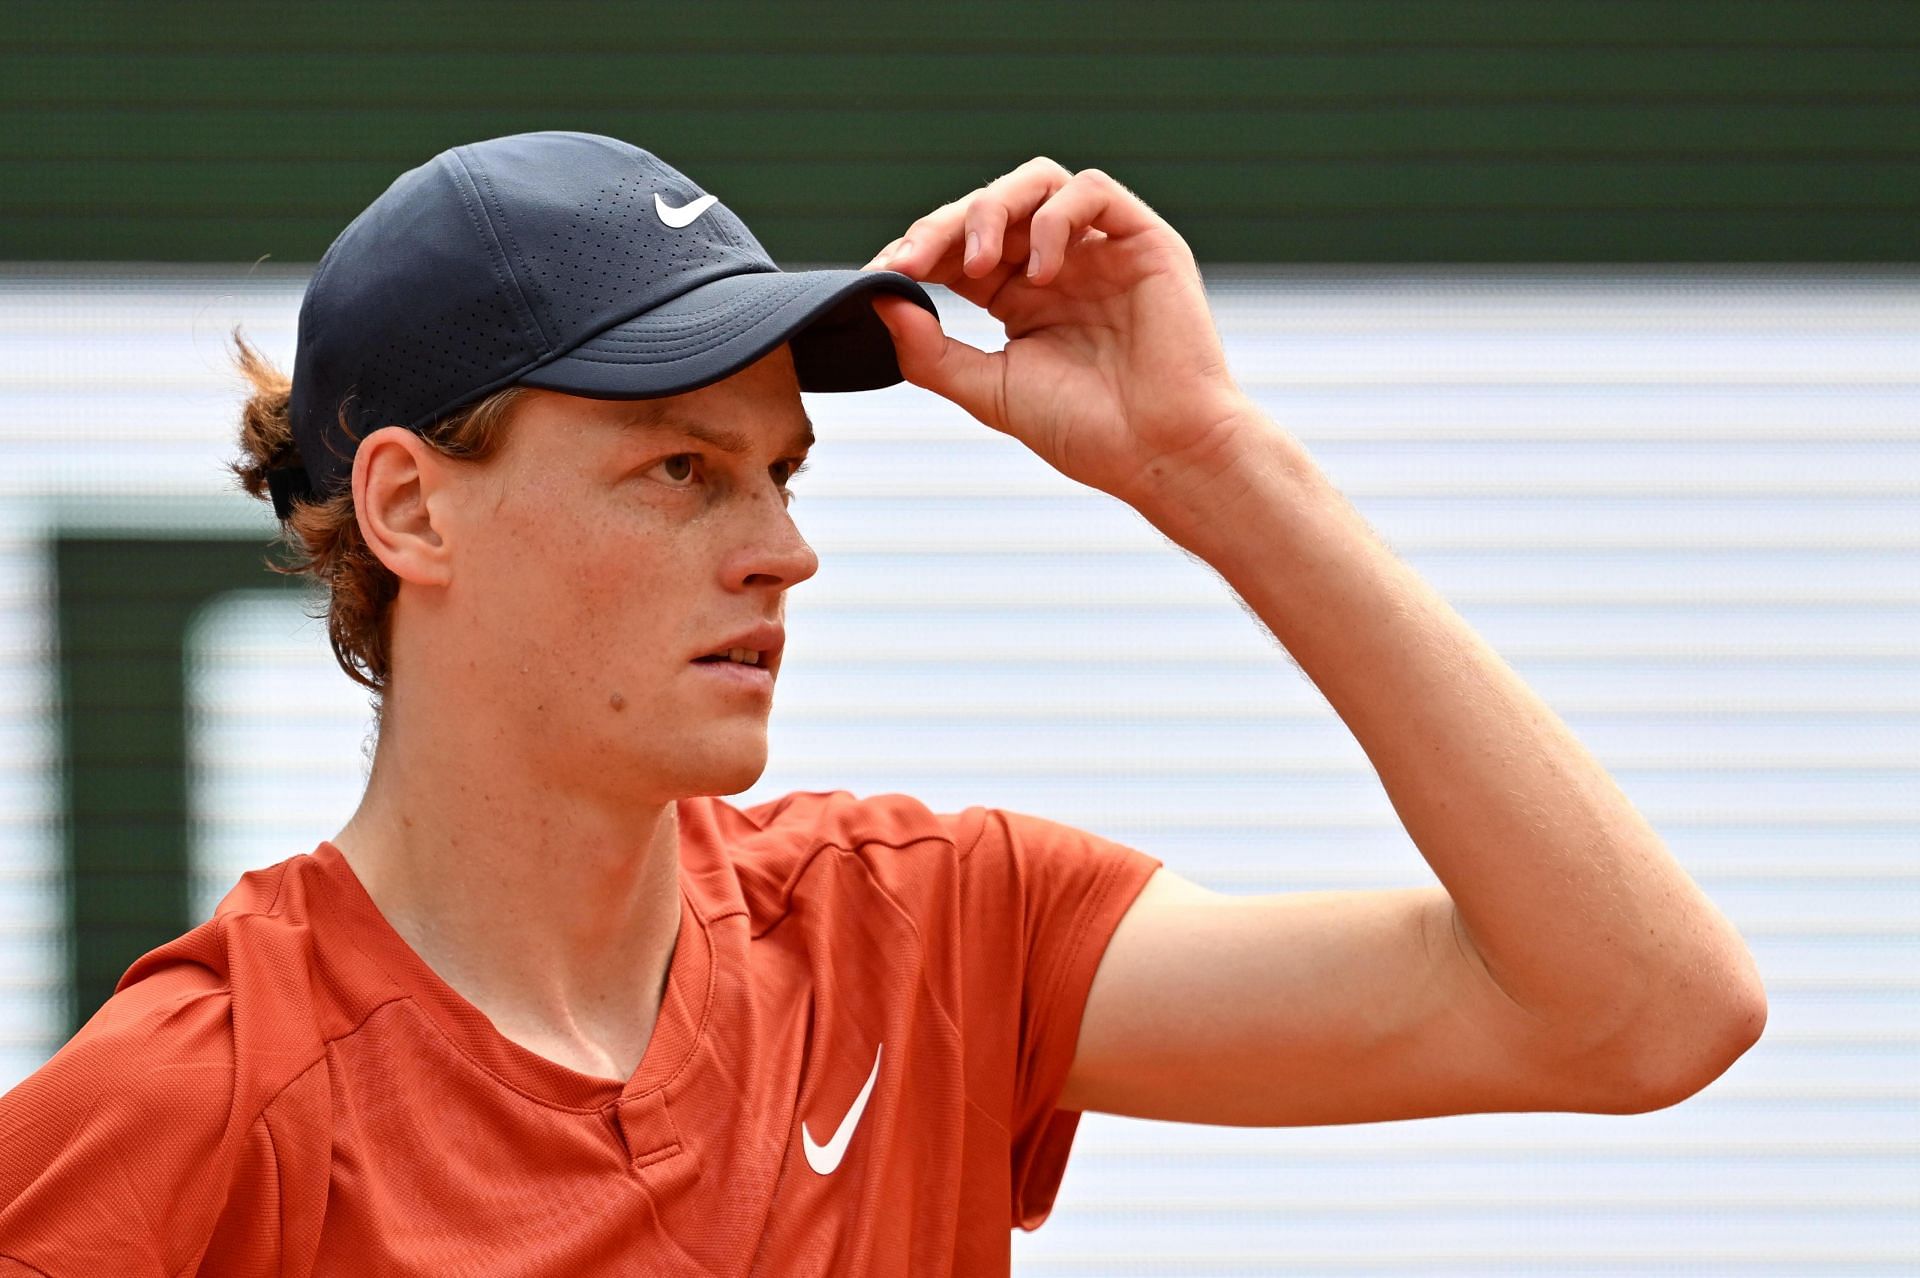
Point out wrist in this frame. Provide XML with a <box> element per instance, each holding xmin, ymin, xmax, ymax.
<box><xmin>1125</xmin><ymin>400</ymin><xmax>1318</xmax><ymax>549</ymax></box>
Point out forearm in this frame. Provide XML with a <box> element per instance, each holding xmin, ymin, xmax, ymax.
<box><xmin>1133</xmin><ymin>407</ymin><xmax>1767</xmax><ymax>1069</ymax></box>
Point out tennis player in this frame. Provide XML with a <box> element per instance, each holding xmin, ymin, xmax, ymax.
<box><xmin>0</xmin><ymin>132</ymin><xmax>1765</xmax><ymax>1275</ymax></box>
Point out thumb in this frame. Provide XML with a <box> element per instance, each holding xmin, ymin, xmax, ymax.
<box><xmin>871</xmin><ymin>294</ymin><xmax>1006</xmax><ymax>432</ymax></box>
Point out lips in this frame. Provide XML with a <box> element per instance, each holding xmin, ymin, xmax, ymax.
<box><xmin>691</xmin><ymin>622</ymin><xmax>784</xmax><ymax>675</ymax></box>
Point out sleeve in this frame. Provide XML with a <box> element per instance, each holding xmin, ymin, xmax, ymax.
<box><xmin>954</xmin><ymin>805</ymin><xmax>1162</xmax><ymax>1231</ymax></box>
<box><xmin>0</xmin><ymin>984</ymin><xmax>256</xmax><ymax>1276</ymax></box>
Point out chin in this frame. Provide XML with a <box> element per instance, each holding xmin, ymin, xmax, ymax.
<box><xmin>702</xmin><ymin>757</ymin><xmax>767</xmax><ymax>796</ymax></box>
<box><xmin>674</xmin><ymin>742</ymin><xmax>771</xmax><ymax>800</ymax></box>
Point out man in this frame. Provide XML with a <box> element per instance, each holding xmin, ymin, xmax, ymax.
<box><xmin>0</xmin><ymin>132</ymin><xmax>1765</xmax><ymax>1275</ymax></box>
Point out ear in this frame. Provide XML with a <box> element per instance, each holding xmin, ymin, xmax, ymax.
<box><xmin>352</xmin><ymin>426</ymin><xmax>453</xmax><ymax>587</ymax></box>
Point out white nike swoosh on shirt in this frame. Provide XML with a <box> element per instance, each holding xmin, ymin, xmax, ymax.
<box><xmin>654</xmin><ymin>192</ymin><xmax>720</xmax><ymax>229</ymax></box>
<box><xmin>802</xmin><ymin>1041</ymin><xmax>883</xmax><ymax>1175</ymax></box>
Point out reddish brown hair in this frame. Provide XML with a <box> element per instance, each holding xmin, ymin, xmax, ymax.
<box><xmin>226</xmin><ymin>327</ymin><xmax>530</xmax><ymax>715</ymax></box>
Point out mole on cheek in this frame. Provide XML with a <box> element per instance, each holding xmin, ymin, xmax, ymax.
<box><xmin>609</xmin><ymin>691</ymin><xmax>627</xmax><ymax>712</ymax></box>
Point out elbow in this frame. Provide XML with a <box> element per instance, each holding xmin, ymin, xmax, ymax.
<box><xmin>1611</xmin><ymin>981</ymin><xmax>1769</xmax><ymax>1114</ymax></box>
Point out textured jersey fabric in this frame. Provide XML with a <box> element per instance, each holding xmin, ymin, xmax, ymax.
<box><xmin>0</xmin><ymin>789</ymin><xmax>1161</xmax><ymax>1276</ymax></box>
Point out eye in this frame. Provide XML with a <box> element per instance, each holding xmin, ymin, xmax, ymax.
<box><xmin>647</xmin><ymin>453</ymin><xmax>701</xmax><ymax>488</ymax></box>
<box><xmin>771</xmin><ymin>458</ymin><xmax>810</xmax><ymax>491</ymax></box>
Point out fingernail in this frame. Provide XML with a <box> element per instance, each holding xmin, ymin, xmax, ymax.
<box><xmin>894</xmin><ymin>237</ymin><xmax>914</xmax><ymax>264</ymax></box>
<box><xmin>965</xmin><ymin>230</ymin><xmax>978</xmax><ymax>267</ymax></box>
<box><xmin>1026</xmin><ymin>248</ymin><xmax>1040</xmax><ymax>278</ymax></box>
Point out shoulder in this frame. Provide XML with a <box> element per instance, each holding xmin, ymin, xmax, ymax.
<box><xmin>683</xmin><ymin>786</ymin><xmax>983</xmax><ymax>924</ymax></box>
<box><xmin>704</xmin><ymin>785</ymin><xmax>1160</xmax><ymax>877</ymax></box>
<box><xmin>0</xmin><ymin>854</ymin><xmax>337</xmax><ymax>1269</ymax></box>
<box><xmin>114</xmin><ymin>850</ymin><xmax>344</xmax><ymax>1089</ymax></box>
<box><xmin>8</xmin><ymin>860</ymin><xmax>273</xmax><ymax>1151</ymax></box>
<box><xmin>3</xmin><ymin>957</ymin><xmax>238</xmax><ymax>1151</ymax></box>
<box><xmin>694</xmin><ymin>788</ymin><xmax>1159</xmax><ymax>931</ymax></box>
<box><xmin>0</xmin><ymin>958</ymin><xmax>237</xmax><ymax>1266</ymax></box>
<box><xmin>692</xmin><ymin>789</ymin><xmax>988</xmax><ymax>914</ymax></box>
<box><xmin>721</xmin><ymin>787</ymin><xmax>984</xmax><ymax>855</ymax></box>
<box><xmin>0</xmin><ymin>851</ymin><xmax>342</xmax><ymax>1170</ymax></box>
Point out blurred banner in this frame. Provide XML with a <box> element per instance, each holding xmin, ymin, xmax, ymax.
<box><xmin>4</xmin><ymin>0</ymin><xmax>1919</xmax><ymax>263</ymax></box>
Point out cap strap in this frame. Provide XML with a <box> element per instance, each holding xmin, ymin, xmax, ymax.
<box><xmin>265</xmin><ymin>464</ymin><xmax>317</xmax><ymax>521</ymax></box>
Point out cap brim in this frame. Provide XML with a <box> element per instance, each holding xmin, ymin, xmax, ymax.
<box><xmin>515</xmin><ymin>268</ymin><xmax>937</xmax><ymax>400</ymax></box>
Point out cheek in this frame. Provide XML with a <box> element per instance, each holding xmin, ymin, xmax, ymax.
<box><xmin>488</xmin><ymin>511</ymin><xmax>688</xmax><ymax>652</ymax></box>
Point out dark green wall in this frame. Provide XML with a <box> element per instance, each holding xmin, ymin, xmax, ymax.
<box><xmin>5</xmin><ymin>0</ymin><xmax>1916</xmax><ymax>263</ymax></box>
<box><xmin>55</xmin><ymin>537</ymin><xmax>301</xmax><ymax>1029</ymax></box>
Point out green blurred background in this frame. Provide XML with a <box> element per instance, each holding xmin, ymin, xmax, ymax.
<box><xmin>5</xmin><ymin>0</ymin><xmax>1917</xmax><ymax>264</ymax></box>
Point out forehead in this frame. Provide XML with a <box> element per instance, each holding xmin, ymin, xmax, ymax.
<box><xmin>514</xmin><ymin>338</ymin><xmax>818</xmax><ymax>456</ymax></box>
<box><xmin>602</xmin><ymin>345</ymin><xmax>814</xmax><ymax>453</ymax></box>
<box><xmin>611</xmin><ymin>402</ymin><xmax>815</xmax><ymax>456</ymax></box>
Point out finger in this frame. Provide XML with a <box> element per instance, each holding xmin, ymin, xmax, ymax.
<box><xmin>951</xmin><ymin>255</ymin><xmax>1027</xmax><ymax>311</ymax></box>
<box><xmin>859</xmin><ymin>237</ymin><xmax>907</xmax><ymax>271</ymax></box>
<box><xmin>962</xmin><ymin>198</ymin><xmax>1009</xmax><ymax>279</ymax></box>
<box><xmin>874</xmin><ymin>225</ymin><xmax>1095</xmax><ymax>317</ymax></box>
<box><xmin>1025</xmin><ymin>168</ymin><xmax>1159</xmax><ymax>285</ymax></box>
<box><xmin>883</xmin><ymin>156</ymin><xmax>1072</xmax><ymax>282</ymax></box>
<box><xmin>962</xmin><ymin>157</ymin><xmax>1070</xmax><ymax>276</ymax></box>
<box><xmin>962</xmin><ymin>157</ymin><xmax>1072</xmax><ymax>278</ymax></box>
<box><xmin>882</xmin><ymin>214</ymin><xmax>1020</xmax><ymax>305</ymax></box>
<box><xmin>870</xmin><ymin>294</ymin><xmax>1008</xmax><ymax>434</ymax></box>
<box><xmin>947</xmin><ymin>217</ymin><xmax>1048</xmax><ymax>308</ymax></box>
<box><xmin>877</xmin><ymin>193</ymin><xmax>971</xmax><ymax>282</ymax></box>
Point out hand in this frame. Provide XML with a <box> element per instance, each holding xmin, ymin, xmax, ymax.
<box><xmin>861</xmin><ymin>157</ymin><xmax>1258</xmax><ymax>508</ymax></box>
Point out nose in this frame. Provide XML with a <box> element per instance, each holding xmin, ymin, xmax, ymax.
<box><xmin>734</xmin><ymin>487</ymin><xmax>820</xmax><ymax>591</ymax></box>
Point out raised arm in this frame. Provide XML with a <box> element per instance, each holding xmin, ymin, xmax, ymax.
<box><xmin>861</xmin><ymin>159</ymin><xmax>1766</xmax><ymax>1125</ymax></box>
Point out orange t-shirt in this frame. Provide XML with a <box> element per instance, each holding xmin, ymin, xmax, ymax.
<box><xmin>0</xmin><ymin>789</ymin><xmax>1160</xmax><ymax>1276</ymax></box>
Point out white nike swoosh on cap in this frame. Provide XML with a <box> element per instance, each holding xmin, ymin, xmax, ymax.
<box><xmin>654</xmin><ymin>191</ymin><xmax>720</xmax><ymax>229</ymax></box>
<box><xmin>802</xmin><ymin>1041</ymin><xmax>883</xmax><ymax>1175</ymax></box>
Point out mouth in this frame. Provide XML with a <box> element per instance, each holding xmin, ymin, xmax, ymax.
<box><xmin>689</xmin><ymin>651</ymin><xmax>775</xmax><ymax>694</ymax></box>
<box><xmin>691</xmin><ymin>648</ymin><xmax>768</xmax><ymax>669</ymax></box>
<box><xmin>690</xmin><ymin>625</ymin><xmax>784</xmax><ymax>680</ymax></box>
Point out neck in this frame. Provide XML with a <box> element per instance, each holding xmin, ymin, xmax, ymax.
<box><xmin>329</xmin><ymin>701</ymin><xmax>684</xmax><ymax>1083</ymax></box>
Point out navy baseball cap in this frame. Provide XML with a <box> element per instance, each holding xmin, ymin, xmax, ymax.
<box><xmin>273</xmin><ymin>130</ymin><xmax>936</xmax><ymax>518</ymax></box>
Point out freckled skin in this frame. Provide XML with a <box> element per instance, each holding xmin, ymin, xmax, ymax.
<box><xmin>386</xmin><ymin>343</ymin><xmax>818</xmax><ymax>807</ymax></box>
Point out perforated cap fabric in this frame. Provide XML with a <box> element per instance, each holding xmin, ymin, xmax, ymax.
<box><xmin>278</xmin><ymin>130</ymin><xmax>936</xmax><ymax>515</ymax></box>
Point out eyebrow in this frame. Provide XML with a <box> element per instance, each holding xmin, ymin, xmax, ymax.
<box><xmin>617</xmin><ymin>408</ymin><xmax>815</xmax><ymax>456</ymax></box>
